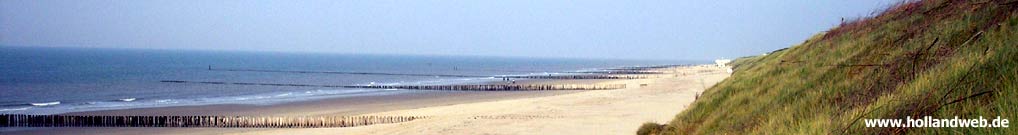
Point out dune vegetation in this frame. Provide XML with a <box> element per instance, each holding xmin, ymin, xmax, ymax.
<box><xmin>640</xmin><ymin>0</ymin><xmax>1018</xmax><ymax>134</ymax></box>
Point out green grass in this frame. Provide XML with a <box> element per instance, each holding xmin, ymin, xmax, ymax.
<box><xmin>640</xmin><ymin>0</ymin><xmax>1018</xmax><ymax>134</ymax></box>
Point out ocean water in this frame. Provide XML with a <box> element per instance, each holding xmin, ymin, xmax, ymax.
<box><xmin>0</xmin><ymin>46</ymin><xmax>697</xmax><ymax>114</ymax></box>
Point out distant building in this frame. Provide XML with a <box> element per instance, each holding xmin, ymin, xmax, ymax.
<box><xmin>714</xmin><ymin>59</ymin><xmax>732</xmax><ymax>67</ymax></box>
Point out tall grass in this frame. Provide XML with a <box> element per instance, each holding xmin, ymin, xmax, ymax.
<box><xmin>640</xmin><ymin>0</ymin><xmax>1018</xmax><ymax>134</ymax></box>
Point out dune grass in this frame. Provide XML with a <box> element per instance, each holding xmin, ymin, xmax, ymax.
<box><xmin>641</xmin><ymin>0</ymin><xmax>1018</xmax><ymax>134</ymax></box>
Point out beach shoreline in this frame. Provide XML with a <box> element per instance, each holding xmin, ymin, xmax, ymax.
<box><xmin>60</xmin><ymin>77</ymin><xmax>610</xmax><ymax>116</ymax></box>
<box><xmin>3</xmin><ymin>65</ymin><xmax>728</xmax><ymax>135</ymax></box>
<box><xmin>4</xmin><ymin>78</ymin><xmax>611</xmax><ymax>134</ymax></box>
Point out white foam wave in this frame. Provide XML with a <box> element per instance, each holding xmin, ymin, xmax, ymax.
<box><xmin>9</xmin><ymin>88</ymin><xmax>419</xmax><ymax>115</ymax></box>
<box><xmin>30</xmin><ymin>101</ymin><xmax>60</xmax><ymax>106</ymax></box>
<box><xmin>119</xmin><ymin>98</ymin><xmax>136</xmax><ymax>102</ymax></box>
<box><xmin>0</xmin><ymin>107</ymin><xmax>31</xmax><ymax>112</ymax></box>
<box><xmin>155</xmin><ymin>99</ymin><xmax>176</xmax><ymax>103</ymax></box>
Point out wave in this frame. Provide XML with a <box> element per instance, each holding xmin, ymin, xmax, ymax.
<box><xmin>30</xmin><ymin>101</ymin><xmax>60</xmax><ymax>106</ymax></box>
<box><xmin>4</xmin><ymin>80</ymin><xmax>468</xmax><ymax>114</ymax></box>
<box><xmin>118</xmin><ymin>98</ymin><xmax>137</xmax><ymax>102</ymax></box>
<box><xmin>0</xmin><ymin>107</ymin><xmax>31</xmax><ymax>112</ymax></box>
<box><xmin>155</xmin><ymin>99</ymin><xmax>175</xmax><ymax>103</ymax></box>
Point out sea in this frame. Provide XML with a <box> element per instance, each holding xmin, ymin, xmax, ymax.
<box><xmin>0</xmin><ymin>46</ymin><xmax>701</xmax><ymax>115</ymax></box>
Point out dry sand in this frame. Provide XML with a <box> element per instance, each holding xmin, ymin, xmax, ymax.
<box><xmin>4</xmin><ymin>65</ymin><xmax>729</xmax><ymax>135</ymax></box>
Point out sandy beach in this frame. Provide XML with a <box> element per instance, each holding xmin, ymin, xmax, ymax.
<box><xmin>4</xmin><ymin>65</ymin><xmax>729</xmax><ymax>135</ymax></box>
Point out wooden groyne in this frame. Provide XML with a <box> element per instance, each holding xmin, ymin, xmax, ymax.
<box><xmin>505</xmin><ymin>75</ymin><xmax>649</xmax><ymax>79</ymax></box>
<box><xmin>160</xmin><ymin>80</ymin><xmax>626</xmax><ymax>91</ymax></box>
<box><xmin>347</xmin><ymin>84</ymin><xmax>626</xmax><ymax>91</ymax></box>
<box><xmin>451</xmin><ymin>69</ymin><xmax>662</xmax><ymax>74</ymax></box>
<box><xmin>565</xmin><ymin>71</ymin><xmax>664</xmax><ymax>74</ymax></box>
<box><xmin>0</xmin><ymin>114</ymin><xmax>423</xmax><ymax>128</ymax></box>
<box><xmin>160</xmin><ymin>80</ymin><xmax>348</xmax><ymax>88</ymax></box>
<box><xmin>210</xmin><ymin>67</ymin><xmax>652</xmax><ymax>79</ymax></box>
<box><xmin>211</xmin><ymin>68</ymin><xmax>489</xmax><ymax>78</ymax></box>
<box><xmin>605</xmin><ymin>65</ymin><xmax>685</xmax><ymax>71</ymax></box>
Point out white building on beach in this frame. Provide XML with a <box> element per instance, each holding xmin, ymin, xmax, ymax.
<box><xmin>714</xmin><ymin>59</ymin><xmax>732</xmax><ymax>67</ymax></box>
<box><xmin>715</xmin><ymin>59</ymin><xmax>733</xmax><ymax>73</ymax></box>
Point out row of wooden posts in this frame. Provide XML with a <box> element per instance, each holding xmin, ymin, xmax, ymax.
<box><xmin>210</xmin><ymin>67</ymin><xmax>654</xmax><ymax>80</ymax></box>
<box><xmin>349</xmin><ymin>84</ymin><xmax>627</xmax><ymax>91</ymax></box>
<box><xmin>568</xmin><ymin>71</ymin><xmax>664</xmax><ymax>74</ymax></box>
<box><xmin>605</xmin><ymin>65</ymin><xmax>684</xmax><ymax>71</ymax></box>
<box><xmin>0</xmin><ymin>114</ymin><xmax>422</xmax><ymax>128</ymax></box>
<box><xmin>212</xmin><ymin>68</ymin><xmax>489</xmax><ymax>78</ymax></box>
<box><xmin>506</xmin><ymin>75</ymin><xmax>649</xmax><ymax>79</ymax></box>
<box><xmin>161</xmin><ymin>80</ymin><xmax>627</xmax><ymax>91</ymax></box>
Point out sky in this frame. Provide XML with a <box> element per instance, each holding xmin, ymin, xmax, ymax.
<box><xmin>1</xmin><ymin>0</ymin><xmax>900</xmax><ymax>60</ymax></box>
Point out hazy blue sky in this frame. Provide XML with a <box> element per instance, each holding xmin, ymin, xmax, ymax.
<box><xmin>1</xmin><ymin>0</ymin><xmax>898</xmax><ymax>60</ymax></box>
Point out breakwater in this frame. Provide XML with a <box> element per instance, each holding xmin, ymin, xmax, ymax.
<box><xmin>0</xmin><ymin>114</ymin><xmax>422</xmax><ymax>128</ymax></box>
<box><xmin>160</xmin><ymin>80</ymin><xmax>625</xmax><ymax>91</ymax></box>
<box><xmin>210</xmin><ymin>67</ymin><xmax>656</xmax><ymax>79</ymax></box>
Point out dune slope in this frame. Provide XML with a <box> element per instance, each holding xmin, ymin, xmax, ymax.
<box><xmin>643</xmin><ymin>0</ymin><xmax>1018</xmax><ymax>134</ymax></box>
